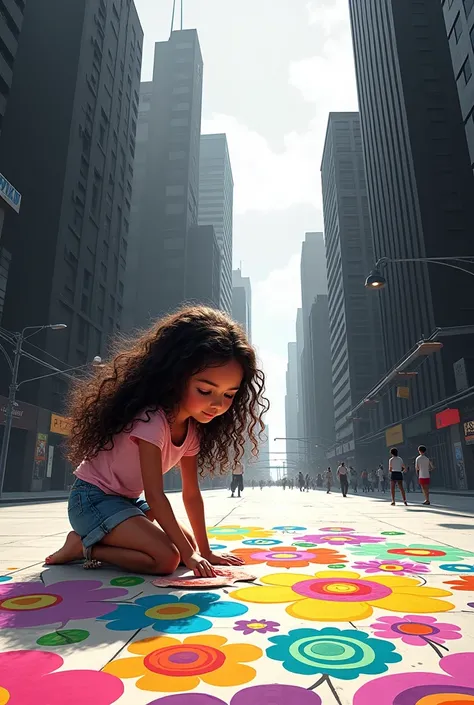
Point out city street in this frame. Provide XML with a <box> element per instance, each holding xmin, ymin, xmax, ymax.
<box><xmin>0</xmin><ymin>487</ymin><xmax>473</xmax><ymax>703</ymax></box>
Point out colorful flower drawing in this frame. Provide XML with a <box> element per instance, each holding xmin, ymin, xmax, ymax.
<box><xmin>0</xmin><ymin>579</ymin><xmax>128</xmax><ymax>629</ymax></box>
<box><xmin>209</xmin><ymin>544</ymin><xmax>227</xmax><ymax>551</ymax></box>
<box><xmin>381</xmin><ymin>531</ymin><xmax>405</xmax><ymax>536</ymax></box>
<box><xmin>98</xmin><ymin>592</ymin><xmax>248</xmax><ymax>633</ymax></box>
<box><xmin>230</xmin><ymin>570</ymin><xmax>454</xmax><ymax>622</ymax></box>
<box><xmin>319</xmin><ymin>527</ymin><xmax>355</xmax><ymax>533</ymax></box>
<box><xmin>103</xmin><ymin>634</ymin><xmax>262</xmax><ymax>692</ymax></box>
<box><xmin>233</xmin><ymin>619</ymin><xmax>280</xmax><ymax>635</ymax></box>
<box><xmin>353</xmin><ymin>559</ymin><xmax>430</xmax><ymax>576</ymax></box>
<box><xmin>441</xmin><ymin>563</ymin><xmax>474</xmax><ymax>573</ymax></box>
<box><xmin>242</xmin><ymin>539</ymin><xmax>282</xmax><ymax>547</ymax></box>
<box><xmin>349</xmin><ymin>542</ymin><xmax>474</xmax><ymax>563</ymax></box>
<box><xmin>296</xmin><ymin>533</ymin><xmax>385</xmax><ymax>546</ymax></box>
<box><xmin>207</xmin><ymin>526</ymin><xmax>274</xmax><ymax>542</ymax></box>
<box><xmin>353</xmin><ymin>652</ymin><xmax>474</xmax><ymax>705</ymax></box>
<box><xmin>146</xmin><ymin>684</ymin><xmax>322</xmax><ymax>704</ymax></box>
<box><xmin>272</xmin><ymin>525</ymin><xmax>307</xmax><ymax>531</ymax></box>
<box><xmin>0</xmin><ymin>650</ymin><xmax>123</xmax><ymax>704</ymax></box>
<box><xmin>0</xmin><ymin>577</ymin><xmax>12</xmax><ymax>584</ymax></box>
<box><xmin>267</xmin><ymin>627</ymin><xmax>401</xmax><ymax>680</ymax></box>
<box><xmin>371</xmin><ymin>615</ymin><xmax>462</xmax><ymax>657</ymax></box>
<box><xmin>231</xmin><ymin>546</ymin><xmax>347</xmax><ymax>569</ymax></box>
<box><xmin>444</xmin><ymin>575</ymin><xmax>474</xmax><ymax>591</ymax></box>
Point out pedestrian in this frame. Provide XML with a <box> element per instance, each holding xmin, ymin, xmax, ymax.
<box><xmin>282</xmin><ymin>477</ymin><xmax>287</xmax><ymax>491</ymax></box>
<box><xmin>389</xmin><ymin>447</ymin><xmax>408</xmax><ymax>506</ymax></box>
<box><xmin>259</xmin><ymin>479</ymin><xmax>264</xmax><ymax>490</ymax></box>
<box><xmin>230</xmin><ymin>465</ymin><xmax>244</xmax><ymax>498</ymax></box>
<box><xmin>376</xmin><ymin>464</ymin><xmax>384</xmax><ymax>492</ymax></box>
<box><xmin>325</xmin><ymin>466</ymin><xmax>333</xmax><ymax>493</ymax></box>
<box><xmin>337</xmin><ymin>462</ymin><xmax>349</xmax><ymax>497</ymax></box>
<box><xmin>368</xmin><ymin>470</ymin><xmax>376</xmax><ymax>492</ymax></box>
<box><xmin>361</xmin><ymin>469</ymin><xmax>369</xmax><ymax>492</ymax></box>
<box><xmin>415</xmin><ymin>445</ymin><xmax>433</xmax><ymax>505</ymax></box>
<box><xmin>316</xmin><ymin>473</ymin><xmax>323</xmax><ymax>488</ymax></box>
<box><xmin>350</xmin><ymin>466</ymin><xmax>358</xmax><ymax>493</ymax></box>
<box><xmin>45</xmin><ymin>306</ymin><xmax>258</xmax><ymax>575</ymax></box>
<box><xmin>305</xmin><ymin>473</ymin><xmax>311</xmax><ymax>492</ymax></box>
<box><xmin>251</xmin><ymin>479</ymin><xmax>255</xmax><ymax>490</ymax></box>
<box><xmin>289</xmin><ymin>477</ymin><xmax>294</xmax><ymax>490</ymax></box>
<box><xmin>298</xmin><ymin>471</ymin><xmax>305</xmax><ymax>492</ymax></box>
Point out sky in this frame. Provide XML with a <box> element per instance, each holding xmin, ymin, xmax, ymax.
<box><xmin>134</xmin><ymin>0</ymin><xmax>359</xmax><ymax>461</ymax></box>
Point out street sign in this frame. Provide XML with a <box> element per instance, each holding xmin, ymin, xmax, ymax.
<box><xmin>0</xmin><ymin>172</ymin><xmax>21</xmax><ymax>213</ymax></box>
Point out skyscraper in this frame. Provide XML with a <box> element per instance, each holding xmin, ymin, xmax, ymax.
<box><xmin>309</xmin><ymin>295</ymin><xmax>336</xmax><ymax>459</ymax></box>
<box><xmin>299</xmin><ymin>232</ymin><xmax>327</xmax><ymax>465</ymax></box>
<box><xmin>125</xmin><ymin>29</ymin><xmax>203</xmax><ymax>328</ymax></box>
<box><xmin>0</xmin><ymin>0</ymin><xmax>25</xmax><ymax>136</ymax></box>
<box><xmin>285</xmin><ymin>341</ymin><xmax>299</xmax><ymax>461</ymax></box>
<box><xmin>348</xmin><ymin>0</ymin><xmax>474</xmax><ymax>485</ymax></box>
<box><xmin>0</xmin><ymin>0</ymin><xmax>143</xmax><ymax>404</ymax></box>
<box><xmin>185</xmin><ymin>225</ymin><xmax>221</xmax><ymax>308</ymax></box>
<box><xmin>232</xmin><ymin>268</ymin><xmax>251</xmax><ymax>339</ymax></box>
<box><xmin>198</xmin><ymin>134</ymin><xmax>234</xmax><ymax>313</ymax></box>
<box><xmin>321</xmin><ymin>112</ymin><xmax>383</xmax><ymax>461</ymax></box>
<box><xmin>442</xmin><ymin>1</ymin><xmax>474</xmax><ymax>171</ymax></box>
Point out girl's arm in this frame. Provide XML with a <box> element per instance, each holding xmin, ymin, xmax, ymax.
<box><xmin>138</xmin><ymin>440</ymin><xmax>215</xmax><ymax>577</ymax></box>
<box><xmin>180</xmin><ymin>455</ymin><xmax>243</xmax><ymax>567</ymax></box>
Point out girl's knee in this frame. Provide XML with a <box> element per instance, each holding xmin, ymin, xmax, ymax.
<box><xmin>151</xmin><ymin>544</ymin><xmax>180</xmax><ymax>575</ymax></box>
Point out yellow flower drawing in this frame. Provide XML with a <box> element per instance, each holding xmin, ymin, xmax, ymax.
<box><xmin>207</xmin><ymin>525</ymin><xmax>275</xmax><ymax>542</ymax></box>
<box><xmin>103</xmin><ymin>634</ymin><xmax>262</xmax><ymax>693</ymax></box>
<box><xmin>230</xmin><ymin>570</ymin><xmax>454</xmax><ymax>623</ymax></box>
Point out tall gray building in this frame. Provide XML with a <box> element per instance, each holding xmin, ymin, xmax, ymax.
<box><xmin>442</xmin><ymin>0</ymin><xmax>474</xmax><ymax>171</ymax></box>
<box><xmin>198</xmin><ymin>133</ymin><xmax>233</xmax><ymax>313</ymax></box>
<box><xmin>295</xmin><ymin>307</ymin><xmax>305</xmax><ymax>463</ymax></box>
<box><xmin>232</xmin><ymin>268</ymin><xmax>251</xmax><ymax>339</ymax></box>
<box><xmin>309</xmin><ymin>295</ymin><xmax>335</xmax><ymax>459</ymax></box>
<box><xmin>125</xmin><ymin>29</ymin><xmax>203</xmax><ymax>329</ymax></box>
<box><xmin>285</xmin><ymin>341</ymin><xmax>299</xmax><ymax>461</ymax></box>
<box><xmin>300</xmin><ymin>232</ymin><xmax>327</xmax><ymax>466</ymax></box>
<box><xmin>185</xmin><ymin>225</ymin><xmax>221</xmax><ymax>309</ymax></box>
<box><xmin>321</xmin><ymin>112</ymin><xmax>383</xmax><ymax>461</ymax></box>
<box><xmin>0</xmin><ymin>0</ymin><xmax>142</xmax><ymax>491</ymax></box>
<box><xmin>349</xmin><ymin>0</ymin><xmax>474</xmax><ymax>487</ymax></box>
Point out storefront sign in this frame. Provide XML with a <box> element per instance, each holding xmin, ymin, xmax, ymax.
<box><xmin>0</xmin><ymin>395</ymin><xmax>38</xmax><ymax>430</ymax></box>
<box><xmin>33</xmin><ymin>433</ymin><xmax>47</xmax><ymax>480</ymax></box>
<box><xmin>397</xmin><ymin>386</ymin><xmax>410</xmax><ymax>399</ymax></box>
<box><xmin>463</xmin><ymin>420</ymin><xmax>474</xmax><ymax>445</ymax></box>
<box><xmin>436</xmin><ymin>408</ymin><xmax>460</xmax><ymax>430</ymax></box>
<box><xmin>385</xmin><ymin>424</ymin><xmax>403</xmax><ymax>447</ymax></box>
<box><xmin>0</xmin><ymin>172</ymin><xmax>21</xmax><ymax>213</ymax></box>
<box><xmin>50</xmin><ymin>413</ymin><xmax>72</xmax><ymax>436</ymax></box>
<box><xmin>46</xmin><ymin>445</ymin><xmax>54</xmax><ymax>479</ymax></box>
<box><xmin>453</xmin><ymin>441</ymin><xmax>468</xmax><ymax>490</ymax></box>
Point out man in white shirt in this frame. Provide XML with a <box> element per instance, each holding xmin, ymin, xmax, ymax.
<box><xmin>415</xmin><ymin>445</ymin><xmax>432</xmax><ymax>506</ymax></box>
<box><xmin>389</xmin><ymin>447</ymin><xmax>407</xmax><ymax>506</ymax></box>
<box><xmin>337</xmin><ymin>462</ymin><xmax>349</xmax><ymax>497</ymax></box>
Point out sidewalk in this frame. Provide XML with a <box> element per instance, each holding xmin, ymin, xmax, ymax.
<box><xmin>0</xmin><ymin>488</ymin><xmax>473</xmax><ymax>704</ymax></box>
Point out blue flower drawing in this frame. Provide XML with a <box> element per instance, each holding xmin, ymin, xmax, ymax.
<box><xmin>98</xmin><ymin>592</ymin><xmax>248</xmax><ymax>634</ymax></box>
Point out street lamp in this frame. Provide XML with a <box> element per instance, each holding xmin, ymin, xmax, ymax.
<box><xmin>0</xmin><ymin>325</ymin><xmax>100</xmax><ymax>497</ymax></box>
<box><xmin>365</xmin><ymin>256</ymin><xmax>474</xmax><ymax>289</ymax></box>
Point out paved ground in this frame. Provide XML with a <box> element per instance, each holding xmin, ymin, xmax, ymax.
<box><xmin>0</xmin><ymin>487</ymin><xmax>473</xmax><ymax>704</ymax></box>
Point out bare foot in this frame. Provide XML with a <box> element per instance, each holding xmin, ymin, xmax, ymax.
<box><xmin>45</xmin><ymin>531</ymin><xmax>83</xmax><ymax>565</ymax></box>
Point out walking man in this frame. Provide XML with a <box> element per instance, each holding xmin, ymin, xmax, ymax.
<box><xmin>230</xmin><ymin>465</ymin><xmax>244</xmax><ymax>498</ymax></box>
<box><xmin>337</xmin><ymin>462</ymin><xmax>349</xmax><ymax>497</ymax></box>
<box><xmin>416</xmin><ymin>445</ymin><xmax>433</xmax><ymax>505</ymax></box>
<box><xmin>325</xmin><ymin>466</ymin><xmax>333</xmax><ymax>494</ymax></box>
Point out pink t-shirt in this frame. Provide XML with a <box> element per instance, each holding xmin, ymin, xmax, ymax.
<box><xmin>74</xmin><ymin>409</ymin><xmax>200</xmax><ymax>498</ymax></box>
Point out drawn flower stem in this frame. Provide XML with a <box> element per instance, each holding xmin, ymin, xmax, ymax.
<box><xmin>308</xmin><ymin>674</ymin><xmax>343</xmax><ymax>705</ymax></box>
<box><xmin>425</xmin><ymin>637</ymin><xmax>449</xmax><ymax>658</ymax></box>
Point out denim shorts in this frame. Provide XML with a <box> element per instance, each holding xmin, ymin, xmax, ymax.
<box><xmin>68</xmin><ymin>478</ymin><xmax>150</xmax><ymax>548</ymax></box>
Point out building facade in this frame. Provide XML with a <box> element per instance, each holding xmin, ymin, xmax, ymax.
<box><xmin>442</xmin><ymin>0</ymin><xmax>474</xmax><ymax>170</ymax></box>
<box><xmin>285</xmin><ymin>341</ymin><xmax>299</xmax><ymax>461</ymax></box>
<box><xmin>321</xmin><ymin>112</ymin><xmax>383</xmax><ymax>464</ymax></box>
<box><xmin>0</xmin><ymin>0</ymin><xmax>143</xmax><ymax>491</ymax></box>
<box><xmin>309</xmin><ymin>295</ymin><xmax>336</xmax><ymax>464</ymax></box>
<box><xmin>125</xmin><ymin>29</ymin><xmax>203</xmax><ymax>329</ymax></box>
<box><xmin>198</xmin><ymin>133</ymin><xmax>233</xmax><ymax>313</ymax></box>
<box><xmin>185</xmin><ymin>224</ymin><xmax>221</xmax><ymax>308</ymax></box>
<box><xmin>348</xmin><ymin>0</ymin><xmax>474</xmax><ymax>487</ymax></box>
<box><xmin>300</xmin><ymin>232</ymin><xmax>327</xmax><ymax>467</ymax></box>
<box><xmin>232</xmin><ymin>268</ymin><xmax>251</xmax><ymax>339</ymax></box>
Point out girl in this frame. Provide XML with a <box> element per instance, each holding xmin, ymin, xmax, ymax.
<box><xmin>389</xmin><ymin>447</ymin><xmax>408</xmax><ymax>506</ymax></box>
<box><xmin>46</xmin><ymin>306</ymin><xmax>268</xmax><ymax>577</ymax></box>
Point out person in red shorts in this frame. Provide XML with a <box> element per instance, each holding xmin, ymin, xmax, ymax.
<box><xmin>415</xmin><ymin>445</ymin><xmax>433</xmax><ymax>505</ymax></box>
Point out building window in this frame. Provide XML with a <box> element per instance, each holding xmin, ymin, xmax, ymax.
<box><xmin>464</xmin><ymin>0</ymin><xmax>474</xmax><ymax>17</ymax></box>
<box><xmin>453</xmin><ymin>13</ymin><xmax>463</xmax><ymax>42</ymax></box>
<box><xmin>458</xmin><ymin>57</ymin><xmax>472</xmax><ymax>86</ymax></box>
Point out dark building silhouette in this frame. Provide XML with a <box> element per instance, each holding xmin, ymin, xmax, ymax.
<box><xmin>198</xmin><ymin>134</ymin><xmax>233</xmax><ymax>314</ymax></box>
<box><xmin>232</xmin><ymin>268</ymin><xmax>251</xmax><ymax>339</ymax></box>
<box><xmin>321</xmin><ymin>112</ymin><xmax>383</xmax><ymax>464</ymax></box>
<box><xmin>442</xmin><ymin>0</ymin><xmax>474</xmax><ymax>171</ymax></box>
<box><xmin>309</xmin><ymin>295</ymin><xmax>335</xmax><ymax>461</ymax></box>
<box><xmin>125</xmin><ymin>29</ymin><xmax>203</xmax><ymax>328</ymax></box>
<box><xmin>0</xmin><ymin>0</ymin><xmax>25</xmax><ymax>135</ymax></box>
<box><xmin>349</xmin><ymin>0</ymin><xmax>474</xmax><ymax>487</ymax></box>
<box><xmin>185</xmin><ymin>225</ymin><xmax>221</xmax><ymax>308</ymax></box>
<box><xmin>0</xmin><ymin>0</ymin><xmax>142</xmax><ymax>492</ymax></box>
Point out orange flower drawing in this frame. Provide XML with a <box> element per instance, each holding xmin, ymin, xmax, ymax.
<box><xmin>231</xmin><ymin>546</ymin><xmax>346</xmax><ymax>569</ymax></box>
<box><xmin>444</xmin><ymin>575</ymin><xmax>474</xmax><ymax>591</ymax></box>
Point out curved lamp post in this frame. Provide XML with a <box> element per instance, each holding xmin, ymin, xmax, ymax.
<box><xmin>365</xmin><ymin>255</ymin><xmax>474</xmax><ymax>289</ymax></box>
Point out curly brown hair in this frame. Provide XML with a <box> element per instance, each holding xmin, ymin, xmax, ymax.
<box><xmin>66</xmin><ymin>306</ymin><xmax>269</xmax><ymax>474</ymax></box>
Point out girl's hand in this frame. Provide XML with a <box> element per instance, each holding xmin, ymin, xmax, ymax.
<box><xmin>185</xmin><ymin>552</ymin><xmax>216</xmax><ymax>577</ymax></box>
<box><xmin>205</xmin><ymin>551</ymin><xmax>244</xmax><ymax>567</ymax></box>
